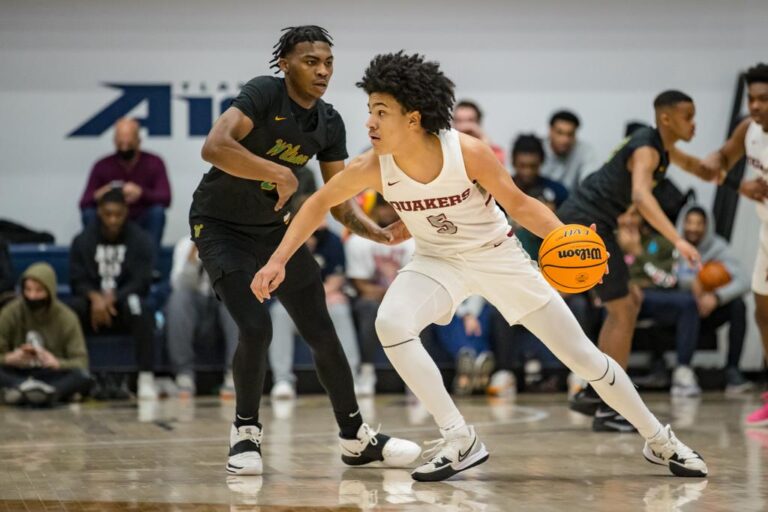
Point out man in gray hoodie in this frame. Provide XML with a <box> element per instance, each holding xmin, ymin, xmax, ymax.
<box><xmin>675</xmin><ymin>205</ymin><xmax>752</xmax><ymax>393</ymax></box>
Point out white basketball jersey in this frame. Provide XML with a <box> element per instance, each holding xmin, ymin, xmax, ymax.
<box><xmin>746</xmin><ymin>121</ymin><xmax>768</xmax><ymax>223</ymax></box>
<box><xmin>380</xmin><ymin>129</ymin><xmax>511</xmax><ymax>256</ymax></box>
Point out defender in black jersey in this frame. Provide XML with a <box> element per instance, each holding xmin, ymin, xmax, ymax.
<box><xmin>189</xmin><ymin>26</ymin><xmax>419</xmax><ymax>475</ymax></box>
<box><xmin>558</xmin><ymin>91</ymin><xmax>718</xmax><ymax>432</ymax></box>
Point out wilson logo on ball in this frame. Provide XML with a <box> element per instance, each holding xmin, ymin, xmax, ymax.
<box><xmin>557</xmin><ymin>248</ymin><xmax>603</xmax><ymax>261</ymax></box>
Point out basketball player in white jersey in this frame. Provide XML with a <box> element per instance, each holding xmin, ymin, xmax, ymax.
<box><xmin>252</xmin><ymin>52</ymin><xmax>707</xmax><ymax>481</ymax></box>
<box><xmin>697</xmin><ymin>63</ymin><xmax>768</xmax><ymax>427</ymax></box>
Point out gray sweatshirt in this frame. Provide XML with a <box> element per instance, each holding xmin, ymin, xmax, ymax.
<box><xmin>674</xmin><ymin>204</ymin><xmax>749</xmax><ymax>305</ymax></box>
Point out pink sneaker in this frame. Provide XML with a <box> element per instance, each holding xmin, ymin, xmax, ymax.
<box><xmin>745</xmin><ymin>392</ymin><xmax>768</xmax><ymax>427</ymax></box>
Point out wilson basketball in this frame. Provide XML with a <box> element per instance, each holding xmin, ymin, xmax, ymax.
<box><xmin>698</xmin><ymin>260</ymin><xmax>731</xmax><ymax>292</ymax></box>
<box><xmin>538</xmin><ymin>224</ymin><xmax>608</xmax><ymax>293</ymax></box>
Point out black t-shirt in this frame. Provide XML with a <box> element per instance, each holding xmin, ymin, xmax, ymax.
<box><xmin>561</xmin><ymin>127</ymin><xmax>669</xmax><ymax>227</ymax></box>
<box><xmin>190</xmin><ymin>76</ymin><xmax>348</xmax><ymax>233</ymax></box>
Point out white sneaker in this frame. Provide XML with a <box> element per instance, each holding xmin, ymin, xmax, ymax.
<box><xmin>175</xmin><ymin>373</ymin><xmax>196</xmax><ymax>398</ymax></box>
<box><xmin>643</xmin><ymin>424</ymin><xmax>708</xmax><ymax>477</ymax></box>
<box><xmin>411</xmin><ymin>425</ymin><xmax>489</xmax><ymax>482</ymax></box>
<box><xmin>355</xmin><ymin>364</ymin><xmax>377</xmax><ymax>397</ymax></box>
<box><xmin>270</xmin><ymin>380</ymin><xmax>295</xmax><ymax>400</ymax></box>
<box><xmin>137</xmin><ymin>372</ymin><xmax>158</xmax><ymax>400</ymax></box>
<box><xmin>340</xmin><ymin>423</ymin><xmax>421</xmax><ymax>467</ymax></box>
<box><xmin>487</xmin><ymin>370</ymin><xmax>516</xmax><ymax>398</ymax></box>
<box><xmin>671</xmin><ymin>366</ymin><xmax>701</xmax><ymax>398</ymax></box>
<box><xmin>227</xmin><ymin>423</ymin><xmax>263</xmax><ymax>475</ymax></box>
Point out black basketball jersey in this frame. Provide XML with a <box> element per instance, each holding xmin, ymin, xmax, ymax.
<box><xmin>562</xmin><ymin>127</ymin><xmax>669</xmax><ymax>227</ymax></box>
<box><xmin>190</xmin><ymin>76</ymin><xmax>347</xmax><ymax>233</ymax></box>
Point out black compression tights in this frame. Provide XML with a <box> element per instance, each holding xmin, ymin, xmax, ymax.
<box><xmin>214</xmin><ymin>271</ymin><xmax>362</xmax><ymax>437</ymax></box>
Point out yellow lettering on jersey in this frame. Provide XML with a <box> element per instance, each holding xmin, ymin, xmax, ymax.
<box><xmin>265</xmin><ymin>139</ymin><xmax>310</xmax><ymax>166</ymax></box>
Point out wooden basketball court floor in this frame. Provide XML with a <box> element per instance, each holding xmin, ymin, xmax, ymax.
<box><xmin>0</xmin><ymin>393</ymin><xmax>766</xmax><ymax>511</ymax></box>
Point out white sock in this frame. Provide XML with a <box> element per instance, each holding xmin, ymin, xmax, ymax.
<box><xmin>520</xmin><ymin>292</ymin><xmax>663</xmax><ymax>439</ymax></box>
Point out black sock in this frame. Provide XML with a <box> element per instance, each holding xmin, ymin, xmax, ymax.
<box><xmin>234</xmin><ymin>414</ymin><xmax>260</xmax><ymax>429</ymax></box>
<box><xmin>338</xmin><ymin>409</ymin><xmax>364</xmax><ymax>439</ymax></box>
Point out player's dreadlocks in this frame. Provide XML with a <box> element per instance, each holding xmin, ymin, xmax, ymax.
<box><xmin>269</xmin><ymin>25</ymin><xmax>333</xmax><ymax>73</ymax></box>
<box><xmin>745</xmin><ymin>63</ymin><xmax>768</xmax><ymax>85</ymax></box>
<box><xmin>357</xmin><ymin>51</ymin><xmax>455</xmax><ymax>134</ymax></box>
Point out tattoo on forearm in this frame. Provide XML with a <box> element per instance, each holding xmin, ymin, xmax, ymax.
<box><xmin>334</xmin><ymin>203</ymin><xmax>378</xmax><ymax>239</ymax></box>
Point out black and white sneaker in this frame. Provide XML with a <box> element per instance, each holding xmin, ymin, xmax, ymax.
<box><xmin>340</xmin><ymin>423</ymin><xmax>421</xmax><ymax>467</ymax></box>
<box><xmin>569</xmin><ymin>385</ymin><xmax>602</xmax><ymax>416</ymax></box>
<box><xmin>592</xmin><ymin>405</ymin><xmax>638</xmax><ymax>433</ymax></box>
<box><xmin>643</xmin><ymin>424</ymin><xmax>708</xmax><ymax>477</ymax></box>
<box><xmin>226</xmin><ymin>423</ymin><xmax>263</xmax><ymax>475</ymax></box>
<box><xmin>19</xmin><ymin>378</ymin><xmax>55</xmax><ymax>406</ymax></box>
<box><xmin>411</xmin><ymin>425</ymin><xmax>489</xmax><ymax>482</ymax></box>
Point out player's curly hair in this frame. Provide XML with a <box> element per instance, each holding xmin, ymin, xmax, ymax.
<box><xmin>356</xmin><ymin>51</ymin><xmax>455</xmax><ymax>134</ymax></box>
<box><xmin>270</xmin><ymin>25</ymin><xmax>333</xmax><ymax>73</ymax></box>
<box><xmin>745</xmin><ymin>63</ymin><xmax>768</xmax><ymax>86</ymax></box>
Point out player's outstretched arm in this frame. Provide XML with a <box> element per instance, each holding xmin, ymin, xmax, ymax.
<box><xmin>251</xmin><ymin>154</ymin><xmax>382</xmax><ymax>301</ymax></box>
<box><xmin>669</xmin><ymin>146</ymin><xmax>719</xmax><ymax>182</ymax></box>
<box><xmin>201</xmin><ymin>107</ymin><xmax>298</xmax><ymax>210</ymax></box>
<box><xmin>630</xmin><ymin>147</ymin><xmax>700</xmax><ymax>266</ymax></box>
<box><xmin>703</xmin><ymin>118</ymin><xmax>768</xmax><ymax>201</ymax></box>
<box><xmin>460</xmin><ymin>134</ymin><xmax>563</xmax><ymax>239</ymax></box>
<box><xmin>708</xmin><ymin>118</ymin><xmax>750</xmax><ymax>174</ymax></box>
<box><xmin>320</xmin><ymin>160</ymin><xmax>409</xmax><ymax>244</ymax></box>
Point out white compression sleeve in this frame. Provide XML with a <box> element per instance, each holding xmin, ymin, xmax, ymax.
<box><xmin>519</xmin><ymin>292</ymin><xmax>663</xmax><ymax>439</ymax></box>
<box><xmin>375</xmin><ymin>271</ymin><xmax>466</xmax><ymax>432</ymax></box>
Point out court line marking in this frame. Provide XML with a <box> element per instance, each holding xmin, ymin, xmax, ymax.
<box><xmin>0</xmin><ymin>406</ymin><xmax>548</xmax><ymax>452</ymax></box>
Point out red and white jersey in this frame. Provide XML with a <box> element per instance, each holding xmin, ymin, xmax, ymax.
<box><xmin>746</xmin><ymin>121</ymin><xmax>768</xmax><ymax>223</ymax></box>
<box><xmin>380</xmin><ymin>129</ymin><xmax>511</xmax><ymax>256</ymax></box>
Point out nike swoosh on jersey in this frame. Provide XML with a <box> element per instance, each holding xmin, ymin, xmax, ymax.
<box><xmin>274</xmin><ymin>116</ymin><xmax>287</xmax><ymax>121</ymax></box>
<box><xmin>387</xmin><ymin>180</ymin><xmax>401</xmax><ymax>186</ymax></box>
<box><xmin>608</xmin><ymin>369</ymin><xmax>616</xmax><ymax>386</ymax></box>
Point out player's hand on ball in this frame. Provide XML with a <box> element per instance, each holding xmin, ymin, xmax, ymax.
<box><xmin>251</xmin><ymin>261</ymin><xmax>286</xmax><ymax>302</ymax></box>
<box><xmin>588</xmin><ymin>223</ymin><xmax>609</xmax><ymax>281</ymax></box>
<box><xmin>381</xmin><ymin>220</ymin><xmax>412</xmax><ymax>245</ymax></box>
<box><xmin>675</xmin><ymin>238</ymin><xmax>701</xmax><ymax>269</ymax></box>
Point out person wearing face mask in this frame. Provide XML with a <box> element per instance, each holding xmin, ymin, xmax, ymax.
<box><xmin>0</xmin><ymin>262</ymin><xmax>91</xmax><ymax>406</ymax></box>
<box><xmin>78</xmin><ymin>117</ymin><xmax>171</xmax><ymax>253</ymax></box>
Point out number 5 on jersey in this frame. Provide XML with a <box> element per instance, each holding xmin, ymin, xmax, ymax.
<box><xmin>428</xmin><ymin>213</ymin><xmax>457</xmax><ymax>234</ymax></box>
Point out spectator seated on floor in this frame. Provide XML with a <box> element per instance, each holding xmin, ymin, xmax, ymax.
<box><xmin>346</xmin><ymin>194</ymin><xmax>416</xmax><ymax>396</ymax></box>
<box><xmin>79</xmin><ymin>117</ymin><xmax>171</xmax><ymax>254</ymax></box>
<box><xmin>432</xmin><ymin>295</ymin><xmax>495</xmax><ymax>396</ymax></box>
<box><xmin>540</xmin><ymin>110</ymin><xmax>598</xmax><ymax>192</ymax></box>
<box><xmin>0</xmin><ymin>263</ymin><xmax>91</xmax><ymax>406</ymax></box>
<box><xmin>269</xmin><ymin>197</ymin><xmax>361</xmax><ymax>400</ymax></box>
<box><xmin>69</xmin><ymin>189</ymin><xmax>158</xmax><ymax>400</ymax></box>
<box><xmin>166</xmin><ymin>237</ymin><xmax>239</xmax><ymax>399</ymax></box>
<box><xmin>452</xmin><ymin>99</ymin><xmax>505</xmax><ymax>164</ymax></box>
<box><xmin>675</xmin><ymin>205</ymin><xmax>753</xmax><ymax>394</ymax></box>
<box><xmin>619</xmin><ymin>206</ymin><xmax>701</xmax><ymax>397</ymax></box>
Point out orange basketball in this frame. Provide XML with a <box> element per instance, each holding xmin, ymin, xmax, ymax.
<box><xmin>698</xmin><ymin>261</ymin><xmax>731</xmax><ymax>292</ymax></box>
<box><xmin>538</xmin><ymin>224</ymin><xmax>608</xmax><ymax>293</ymax></box>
